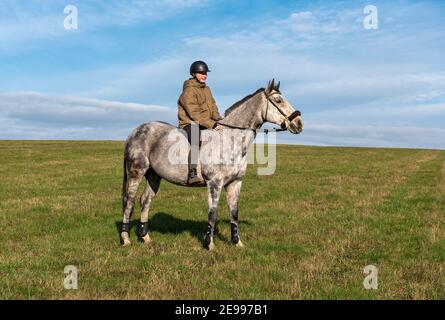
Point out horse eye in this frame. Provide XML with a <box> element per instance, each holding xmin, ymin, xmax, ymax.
<box><xmin>275</xmin><ymin>97</ymin><xmax>282</xmax><ymax>103</ymax></box>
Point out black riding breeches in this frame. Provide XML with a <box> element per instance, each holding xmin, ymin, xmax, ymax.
<box><xmin>183</xmin><ymin>123</ymin><xmax>205</xmax><ymax>171</ymax></box>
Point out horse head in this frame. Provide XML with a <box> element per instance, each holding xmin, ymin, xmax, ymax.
<box><xmin>263</xmin><ymin>79</ymin><xmax>303</xmax><ymax>134</ymax></box>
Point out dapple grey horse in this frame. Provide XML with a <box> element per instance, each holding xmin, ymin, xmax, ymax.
<box><xmin>121</xmin><ymin>80</ymin><xmax>303</xmax><ymax>250</ymax></box>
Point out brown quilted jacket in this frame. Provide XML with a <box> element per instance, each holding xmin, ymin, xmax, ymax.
<box><xmin>178</xmin><ymin>78</ymin><xmax>223</xmax><ymax>129</ymax></box>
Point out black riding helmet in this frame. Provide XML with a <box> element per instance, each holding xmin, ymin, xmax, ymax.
<box><xmin>190</xmin><ymin>61</ymin><xmax>210</xmax><ymax>75</ymax></box>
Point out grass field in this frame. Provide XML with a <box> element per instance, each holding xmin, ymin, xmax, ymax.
<box><xmin>0</xmin><ymin>140</ymin><xmax>444</xmax><ymax>299</ymax></box>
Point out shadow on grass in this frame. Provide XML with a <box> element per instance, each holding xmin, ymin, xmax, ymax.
<box><xmin>115</xmin><ymin>212</ymin><xmax>252</xmax><ymax>247</ymax></box>
<box><xmin>115</xmin><ymin>212</ymin><xmax>209</xmax><ymax>247</ymax></box>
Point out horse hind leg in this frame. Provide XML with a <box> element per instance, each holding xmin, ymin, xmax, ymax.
<box><xmin>138</xmin><ymin>169</ymin><xmax>161</xmax><ymax>243</ymax></box>
<box><xmin>121</xmin><ymin>158</ymin><xmax>148</xmax><ymax>246</ymax></box>
<box><xmin>225</xmin><ymin>180</ymin><xmax>244</xmax><ymax>247</ymax></box>
<box><xmin>204</xmin><ymin>178</ymin><xmax>224</xmax><ymax>250</ymax></box>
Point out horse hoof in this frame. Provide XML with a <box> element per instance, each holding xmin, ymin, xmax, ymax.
<box><xmin>121</xmin><ymin>232</ymin><xmax>131</xmax><ymax>246</ymax></box>
<box><xmin>141</xmin><ymin>234</ymin><xmax>152</xmax><ymax>243</ymax></box>
<box><xmin>235</xmin><ymin>241</ymin><xmax>244</xmax><ymax>248</ymax></box>
<box><xmin>208</xmin><ymin>242</ymin><xmax>216</xmax><ymax>251</ymax></box>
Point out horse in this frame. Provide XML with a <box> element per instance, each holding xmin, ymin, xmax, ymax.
<box><xmin>120</xmin><ymin>79</ymin><xmax>303</xmax><ymax>250</ymax></box>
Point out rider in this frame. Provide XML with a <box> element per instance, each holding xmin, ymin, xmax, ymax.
<box><xmin>178</xmin><ymin>60</ymin><xmax>223</xmax><ymax>184</ymax></box>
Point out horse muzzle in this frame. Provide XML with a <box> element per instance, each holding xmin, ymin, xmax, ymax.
<box><xmin>282</xmin><ymin>112</ymin><xmax>303</xmax><ymax>134</ymax></box>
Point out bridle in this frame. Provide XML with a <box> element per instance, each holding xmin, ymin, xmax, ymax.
<box><xmin>219</xmin><ymin>90</ymin><xmax>301</xmax><ymax>135</ymax></box>
<box><xmin>264</xmin><ymin>91</ymin><xmax>301</xmax><ymax>131</ymax></box>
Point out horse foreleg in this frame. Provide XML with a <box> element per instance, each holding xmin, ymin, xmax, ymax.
<box><xmin>138</xmin><ymin>169</ymin><xmax>161</xmax><ymax>243</ymax></box>
<box><xmin>225</xmin><ymin>180</ymin><xmax>244</xmax><ymax>247</ymax></box>
<box><xmin>205</xmin><ymin>178</ymin><xmax>224</xmax><ymax>250</ymax></box>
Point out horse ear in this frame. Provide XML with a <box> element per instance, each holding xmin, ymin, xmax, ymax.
<box><xmin>266</xmin><ymin>80</ymin><xmax>271</xmax><ymax>94</ymax></box>
<box><xmin>275</xmin><ymin>81</ymin><xmax>280</xmax><ymax>92</ymax></box>
<box><xmin>266</xmin><ymin>79</ymin><xmax>275</xmax><ymax>94</ymax></box>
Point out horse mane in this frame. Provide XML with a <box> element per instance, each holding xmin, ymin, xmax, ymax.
<box><xmin>224</xmin><ymin>88</ymin><xmax>265</xmax><ymax>117</ymax></box>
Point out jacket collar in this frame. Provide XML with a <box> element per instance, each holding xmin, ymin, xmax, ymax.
<box><xmin>189</xmin><ymin>77</ymin><xmax>206</xmax><ymax>88</ymax></box>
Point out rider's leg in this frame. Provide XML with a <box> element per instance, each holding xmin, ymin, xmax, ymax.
<box><xmin>184</xmin><ymin>122</ymin><xmax>202</xmax><ymax>184</ymax></box>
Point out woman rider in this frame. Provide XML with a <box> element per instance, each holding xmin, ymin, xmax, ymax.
<box><xmin>177</xmin><ymin>61</ymin><xmax>223</xmax><ymax>184</ymax></box>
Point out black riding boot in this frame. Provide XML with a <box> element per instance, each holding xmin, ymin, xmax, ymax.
<box><xmin>187</xmin><ymin>167</ymin><xmax>201</xmax><ymax>184</ymax></box>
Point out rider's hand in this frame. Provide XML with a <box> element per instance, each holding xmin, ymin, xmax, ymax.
<box><xmin>213</xmin><ymin>124</ymin><xmax>223</xmax><ymax>131</ymax></box>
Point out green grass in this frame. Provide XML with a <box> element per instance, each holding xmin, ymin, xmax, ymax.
<box><xmin>0</xmin><ymin>141</ymin><xmax>444</xmax><ymax>299</ymax></box>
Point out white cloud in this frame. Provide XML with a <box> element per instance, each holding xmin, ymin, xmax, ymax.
<box><xmin>278</xmin><ymin>11</ymin><xmax>352</xmax><ymax>35</ymax></box>
<box><xmin>311</xmin><ymin>101</ymin><xmax>445</xmax><ymax>120</ymax></box>
<box><xmin>0</xmin><ymin>0</ymin><xmax>209</xmax><ymax>49</ymax></box>
<box><xmin>295</xmin><ymin>122</ymin><xmax>445</xmax><ymax>150</ymax></box>
<box><xmin>86</xmin><ymin>0</ymin><xmax>208</xmax><ymax>25</ymax></box>
<box><xmin>77</xmin><ymin>57</ymin><xmax>190</xmax><ymax>103</ymax></box>
<box><xmin>1</xmin><ymin>91</ymin><xmax>443</xmax><ymax>149</ymax></box>
<box><xmin>288</xmin><ymin>72</ymin><xmax>445</xmax><ymax>109</ymax></box>
<box><xmin>0</xmin><ymin>92</ymin><xmax>176</xmax><ymax>139</ymax></box>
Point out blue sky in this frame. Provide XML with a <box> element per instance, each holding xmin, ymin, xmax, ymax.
<box><xmin>1</xmin><ymin>0</ymin><xmax>444</xmax><ymax>149</ymax></box>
